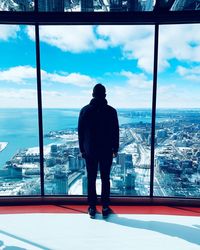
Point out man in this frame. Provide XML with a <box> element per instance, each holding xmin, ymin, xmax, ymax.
<box><xmin>78</xmin><ymin>83</ymin><xmax>119</xmax><ymax>219</ymax></box>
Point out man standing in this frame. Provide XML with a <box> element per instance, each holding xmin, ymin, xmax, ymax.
<box><xmin>78</xmin><ymin>83</ymin><xmax>119</xmax><ymax>219</ymax></box>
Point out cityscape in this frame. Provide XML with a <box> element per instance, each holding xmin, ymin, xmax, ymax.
<box><xmin>1</xmin><ymin>0</ymin><xmax>200</xmax><ymax>12</ymax></box>
<box><xmin>0</xmin><ymin>109</ymin><xmax>200</xmax><ymax>197</ymax></box>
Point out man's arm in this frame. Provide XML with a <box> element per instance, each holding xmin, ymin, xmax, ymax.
<box><xmin>112</xmin><ymin>109</ymin><xmax>119</xmax><ymax>156</ymax></box>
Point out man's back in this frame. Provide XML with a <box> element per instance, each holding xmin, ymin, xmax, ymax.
<box><xmin>78</xmin><ymin>83</ymin><xmax>119</xmax><ymax>217</ymax></box>
<box><xmin>78</xmin><ymin>97</ymin><xmax>119</xmax><ymax>158</ymax></box>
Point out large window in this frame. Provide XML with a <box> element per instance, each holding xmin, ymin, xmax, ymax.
<box><xmin>154</xmin><ymin>24</ymin><xmax>200</xmax><ymax>198</ymax></box>
<box><xmin>40</xmin><ymin>25</ymin><xmax>154</xmax><ymax>196</ymax></box>
<box><xmin>0</xmin><ymin>21</ymin><xmax>199</xmax><ymax>200</ymax></box>
<box><xmin>0</xmin><ymin>25</ymin><xmax>41</xmax><ymax>195</ymax></box>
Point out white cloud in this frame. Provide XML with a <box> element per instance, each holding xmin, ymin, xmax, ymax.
<box><xmin>0</xmin><ymin>88</ymin><xmax>90</xmax><ymax>108</ymax></box>
<box><xmin>97</xmin><ymin>26</ymin><xmax>154</xmax><ymax>73</ymax></box>
<box><xmin>42</xmin><ymin>90</ymin><xmax>91</xmax><ymax>108</ymax></box>
<box><xmin>159</xmin><ymin>24</ymin><xmax>200</xmax><ymax>71</ymax></box>
<box><xmin>156</xmin><ymin>83</ymin><xmax>200</xmax><ymax>108</ymax></box>
<box><xmin>43</xmin><ymin>72</ymin><xmax>96</xmax><ymax>87</ymax></box>
<box><xmin>26</xmin><ymin>25</ymin><xmax>154</xmax><ymax>73</ymax></box>
<box><xmin>0</xmin><ymin>25</ymin><xmax>20</xmax><ymax>41</ymax></box>
<box><xmin>0</xmin><ymin>66</ymin><xmax>36</xmax><ymax>83</ymax></box>
<box><xmin>0</xmin><ymin>66</ymin><xmax>96</xmax><ymax>87</ymax></box>
<box><xmin>0</xmin><ymin>89</ymin><xmax>37</xmax><ymax>108</ymax></box>
<box><xmin>26</xmin><ymin>24</ymin><xmax>200</xmax><ymax>75</ymax></box>
<box><xmin>176</xmin><ymin>65</ymin><xmax>200</xmax><ymax>82</ymax></box>
<box><xmin>106</xmin><ymin>85</ymin><xmax>152</xmax><ymax>108</ymax></box>
<box><xmin>102</xmin><ymin>69</ymin><xmax>153</xmax><ymax>108</ymax></box>
<box><xmin>120</xmin><ymin>70</ymin><xmax>152</xmax><ymax>89</ymax></box>
<box><xmin>26</xmin><ymin>26</ymin><xmax>107</xmax><ymax>53</ymax></box>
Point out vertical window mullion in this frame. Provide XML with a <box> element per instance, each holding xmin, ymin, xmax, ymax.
<box><xmin>35</xmin><ymin>24</ymin><xmax>44</xmax><ymax>196</ymax></box>
<box><xmin>150</xmin><ymin>24</ymin><xmax>159</xmax><ymax>198</ymax></box>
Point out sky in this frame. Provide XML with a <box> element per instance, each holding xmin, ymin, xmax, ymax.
<box><xmin>0</xmin><ymin>24</ymin><xmax>200</xmax><ymax>108</ymax></box>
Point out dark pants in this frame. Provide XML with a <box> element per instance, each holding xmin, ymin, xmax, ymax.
<box><xmin>85</xmin><ymin>154</ymin><xmax>113</xmax><ymax>207</ymax></box>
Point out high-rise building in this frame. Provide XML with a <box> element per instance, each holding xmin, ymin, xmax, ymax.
<box><xmin>110</xmin><ymin>0</ymin><xmax>123</xmax><ymax>11</ymax></box>
<box><xmin>68</xmin><ymin>155</ymin><xmax>77</xmax><ymax>171</ymax></box>
<box><xmin>145</xmin><ymin>0</ymin><xmax>154</xmax><ymax>11</ymax></box>
<box><xmin>117</xmin><ymin>153</ymin><xmax>126</xmax><ymax>168</ymax></box>
<box><xmin>51</xmin><ymin>144</ymin><xmax>58</xmax><ymax>156</ymax></box>
<box><xmin>54</xmin><ymin>170</ymin><xmax>68</xmax><ymax>194</ymax></box>
<box><xmin>39</xmin><ymin>0</ymin><xmax>64</xmax><ymax>11</ymax></box>
<box><xmin>77</xmin><ymin>155</ymin><xmax>84</xmax><ymax>169</ymax></box>
<box><xmin>81</xmin><ymin>0</ymin><xmax>93</xmax><ymax>11</ymax></box>
<box><xmin>125</xmin><ymin>172</ymin><xmax>136</xmax><ymax>195</ymax></box>
<box><xmin>127</xmin><ymin>0</ymin><xmax>142</xmax><ymax>11</ymax></box>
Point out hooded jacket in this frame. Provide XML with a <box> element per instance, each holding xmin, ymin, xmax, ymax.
<box><xmin>78</xmin><ymin>98</ymin><xmax>119</xmax><ymax>158</ymax></box>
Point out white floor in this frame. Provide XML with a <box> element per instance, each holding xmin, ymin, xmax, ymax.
<box><xmin>0</xmin><ymin>213</ymin><xmax>200</xmax><ymax>250</ymax></box>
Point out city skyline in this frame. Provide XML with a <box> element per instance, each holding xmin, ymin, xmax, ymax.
<box><xmin>0</xmin><ymin>24</ymin><xmax>200</xmax><ymax>108</ymax></box>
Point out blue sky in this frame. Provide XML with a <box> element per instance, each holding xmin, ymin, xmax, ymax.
<box><xmin>0</xmin><ymin>24</ymin><xmax>200</xmax><ymax>108</ymax></box>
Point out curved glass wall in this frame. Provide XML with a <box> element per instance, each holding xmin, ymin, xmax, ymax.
<box><xmin>40</xmin><ymin>25</ymin><xmax>154</xmax><ymax>196</ymax></box>
<box><xmin>154</xmin><ymin>24</ymin><xmax>200</xmax><ymax>198</ymax></box>
<box><xmin>0</xmin><ymin>21</ymin><xmax>199</xmax><ymax>200</ymax></box>
<box><xmin>0</xmin><ymin>25</ymin><xmax>41</xmax><ymax>195</ymax></box>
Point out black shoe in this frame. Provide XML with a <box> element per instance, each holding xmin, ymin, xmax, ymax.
<box><xmin>102</xmin><ymin>206</ymin><xmax>112</xmax><ymax>219</ymax></box>
<box><xmin>88</xmin><ymin>206</ymin><xmax>96</xmax><ymax>219</ymax></box>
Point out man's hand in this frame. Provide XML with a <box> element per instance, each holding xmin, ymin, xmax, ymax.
<box><xmin>80</xmin><ymin>152</ymin><xmax>86</xmax><ymax>159</ymax></box>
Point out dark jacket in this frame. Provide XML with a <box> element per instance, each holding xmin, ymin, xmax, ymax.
<box><xmin>78</xmin><ymin>98</ymin><xmax>119</xmax><ymax>158</ymax></box>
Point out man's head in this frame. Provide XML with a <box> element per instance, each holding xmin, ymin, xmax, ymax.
<box><xmin>92</xmin><ymin>83</ymin><xmax>106</xmax><ymax>99</ymax></box>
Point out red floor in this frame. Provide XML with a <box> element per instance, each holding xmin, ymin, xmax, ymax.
<box><xmin>0</xmin><ymin>205</ymin><xmax>200</xmax><ymax>216</ymax></box>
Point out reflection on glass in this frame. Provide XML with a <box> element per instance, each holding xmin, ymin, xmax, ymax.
<box><xmin>38</xmin><ymin>0</ymin><xmax>154</xmax><ymax>12</ymax></box>
<box><xmin>0</xmin><ymin>0</ymin><xmax>34</xmax><ymax>11</ymax></box>
<box><xmin>40</xmin><ymin>25</ymin><xmax>154</xmax><ymax>196</ymax></box>
<box><xmin>0</xmin><ymin>25</ymin><xmax>40</xmax><ymax>196</ymax></box>
<box><xmin>155</xmin><ymin>24</ymin><xmax>200</xmax><ymax>198</ymax></box>
<box><xmin>171</xmin><ymin>0</ymin><xmax>200</xmax><ymax>11</ymax></box>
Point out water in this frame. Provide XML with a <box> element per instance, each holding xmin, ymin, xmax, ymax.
<box><xmin>0</xmin><ymin>108</ymin><xmax>150</xmax><ymax>168</ymax></box>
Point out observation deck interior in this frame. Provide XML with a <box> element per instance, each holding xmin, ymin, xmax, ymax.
<box><xmin>0</xmin><ymin>1</ymin><xmax>200</xmax><ymax>249</ymax></box>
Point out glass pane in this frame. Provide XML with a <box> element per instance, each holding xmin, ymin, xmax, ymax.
<box><xmin>155</xmin><ymin>24</ymin><xmax>200</xmax><ymax>198</ymax></box>
<box><xmin>0</xmin><ymin>0</ymin><xmax>34</xmax><ymax>11</ymax></box>
<box><xmin>0</xmin><ymin>25</ymin><xmax>40</xmax><ymax>196</ymax></box>
<box><xmin>40</xmin><ymin>25</ymin><xmax>154</xmax><ymax>196</ymax></box>
<box><xmin>38</xmin><ymin>0</ymin><xmax>154</xmax><ymax>12</ymax></box>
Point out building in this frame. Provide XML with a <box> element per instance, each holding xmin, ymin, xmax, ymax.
<box><xmin>39</xmin><ymin>0</ymin><xmax>64</xmax><ymax>11</ymax></box>
<box><xmin>54</xmin><ymin>170</ymin><xmax>68</xmax><ymax>194</ymax></box>
<box><xmin>7</xmin><ymin>164</ymin><xmax>22</xmax><ymax>179</ymax></box>
<box><xmin>81</xmin><ymin>0</ymin><xmax>94</xmax><ymax>11</ymax></box>
<box><xmin>110</xmin><ymin>0</ymin><xmax>123</xmax><ymax>11</ymax></box>
<box><xmin>145</xmin><ymin>0</ymin><xmax>154</xmax><ymax>10</ymax></box>
<box><xmin>117</xmin><ymin>153</ymin><xmax>126</xmax><ymax>168</ymax></box>
<box><xmin>128</xmin><ymin>0</ymin><xmax>142</xmax><ymax>11</ymax></box>
<box><xmin>125</xmin><ymin>172</ymin><xmax>136</xmax><ymax>195</ymax></box>
<box><xmin>68</xmin><ymin>155</ymin><xmax>77</xmax><ymax>171</ymax></box>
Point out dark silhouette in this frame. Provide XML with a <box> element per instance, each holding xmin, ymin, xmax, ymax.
<box><xmin>78</xmin><ymin>83</ymin><xmax>119</xmax><ymax>218</ymax></box>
